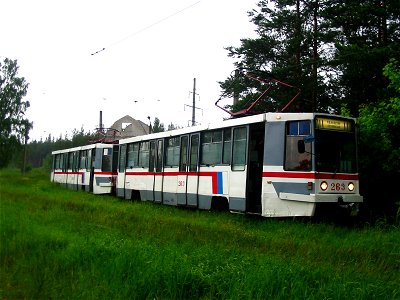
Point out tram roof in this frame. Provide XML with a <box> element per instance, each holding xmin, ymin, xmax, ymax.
<box><xmin>118</xmin><ymin>112</ymin><xmax>327</xmax><ymax>145</ymax></box>
<box><xmin>51</xmin><ymin>143</ymin><xmax>115</xmax><ymax>155</ymax></box>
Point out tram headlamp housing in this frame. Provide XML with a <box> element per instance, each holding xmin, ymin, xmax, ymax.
<box><xmin>348</xmin><ymin>182</ymin><xmax>355</xmax><ymax>192</ymax></box>
<box><xmin>320</xmin><ymin>181</ymin><xmax>328</xmax><ymax>191</ymax></box>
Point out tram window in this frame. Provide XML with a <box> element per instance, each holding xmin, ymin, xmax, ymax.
<box><xmin>127</xmin><ymin>143</ymin><xmax>139</xmax><ymax>168</ymax></box>
<box><xmin>119</xmin><ymin>145</ymin><xmax>127</xmax><ymax>172</ymax></box>
<box><xmin>189</xmin><ymin>135</ymin><xmax>199</xmax><ymax>172</ymax></box>
<box><xmin>139</xmin><ymin>142</ymin><xmax>149</xmax><ymax>168</ymax></box>
<box><xmin>62</xmin><ymin>154</ymin><xmax>68</xmax><ymax>172</ymax></box>
<box><xmin>288</xmin><ymin>121</ymin><xmax>310</xmax><ymax>135</ymax></box>
<box><xmin>222</xmin><ymin>128</ymin><xmax>232</xmax><ymax>164</ymax></box>
<box><xmin>201</xmin><ymin>130</ymin><xmax>223</xmax><ymax>165</ymax></box>
<box><xmin>232</xmin><ymin>127</ymin><xmax>247</xmax><ymax>171</ymax></box>
<box><xmin>149</xmin><ymin>141</ymin><xmax>156</xmax><ymax>172</ymax></box>
<box><xmin>285</xmin><ymin>121</ymin><xmax>312</xmax><ymax>171</ymax></box>
<box><xmin>87</xmin><ymin>149</ymin><xmax>93</xmax><ymax>171</ymax></box>
<box><xmin>73</xmin><ymin>152</ymin><xmax>79</xmax><ymax>172</ymax></box>
<box><xmin>79</xmin><ymin>151</ymin><xmax>87</xmax><ymax>169</ymax></box>
<box><xmin>68</xmin><ymin>152</ymin><xmax>74</xmax><ymax>170</ymax></box>
<box><xmin>156</xmin><ymin>140</ymin><xmax>163</xmax><ymax>172</ymax></box>
<box><xmin>180</xmin><ymin>136</ymin><xmax>189</xmax><ymax>171</ymax></box>
<box><xmin>165</xmin><ymin>137</ymin><xmax>180</xmax><ymax>167</ymax></box>
<box><xmin>102</xmin><ymin>148</ymin><xmax>112</xmax><ymax>172</ymax></box>
<box><xmin>112</xmin><ymin>146</ymin><xmax>119</xmax><ymax>172</ymax></box>
<box><xmin>55</xmin><ymin>154</ymin><xmax>61</xmax><ymax>170</ymax></box>
<box><xmin>60</xmin><ymin>154</ymin><xmax>64</xmax><ymax>171</ymax></box>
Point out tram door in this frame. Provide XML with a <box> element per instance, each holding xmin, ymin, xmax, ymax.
<box><xmin>177</xmin><ymin>135</ymin><xmax>189</xmax><ymax>205</ymax></box>
<box><xmin>154</xmin><ymin>139</ymin><xmax>164</xmax><ymax>203</ymax></box>
<box><xmin>116</xmin><ymin>144</ymin><xmax>127</xmax><ymax>198</ymax></box>
<box><xmin>228</xmin><ymin>126</ymin><xmax>248</xmax><ymax>212</ymax></box>
<box><xmin>177</xmin><ymin>134</ymin><xmax>199</xmax><ymax>207</ymax></box>
<box><xmin>89</xmin><ymin>148</ymin><xmax>95</xmax><ymax>193</ymax></box>
<box><xmin>187</xmin><ymin>133</ymin><xmax>200</xmax><ymax>207</ymax></box>
<box><xmin>246</xmin><ymin>123</ymin><xmax>265</xmax><ymax>214</ymax></box>
<box><xmin>147</xmin><ymin>141</ymin><xmax>157</xmax><ymax>201</ymax></box>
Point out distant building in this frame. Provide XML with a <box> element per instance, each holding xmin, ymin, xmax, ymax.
<box><xmin>92</xmin><ymin>115</ymin><xmax>149</xmax><ymax>144</ymax></box>
<box><xmin>108</xmin><ymin>115</ymin><xmax>150</xmax><ymax>139</ymax></box>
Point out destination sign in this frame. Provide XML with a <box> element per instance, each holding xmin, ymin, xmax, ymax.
<box><xmin>315</xmin><ymin>117</ymin><xmax>353</xmax><ymax>132</ymax></box>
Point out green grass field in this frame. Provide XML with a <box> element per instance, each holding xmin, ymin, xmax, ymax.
<box><xmin>1</xmin><ymin>169</ymin><xmax>399</xmax><ymax>299</ymax></box>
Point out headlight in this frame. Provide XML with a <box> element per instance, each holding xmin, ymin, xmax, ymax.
<box><xmin>348</xmin><ymin>182</ymin><xmax>355</xmax><ymax>192</ymax></box>
<box><xmin>320</xmin><ymin>181</ymin><xmax>328</xmax><ymax>191</ymax></box>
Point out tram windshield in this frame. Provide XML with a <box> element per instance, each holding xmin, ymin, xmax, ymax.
<box><xmin>314</xmin><ymin>118</ymin><xmax>357</xmax><ymax>174</ymax></box>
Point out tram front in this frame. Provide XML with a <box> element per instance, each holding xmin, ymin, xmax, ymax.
<box><xmin>305</xmin><ymin>116</ymin><xmax>363</xmax><ymax>216</ymax></box>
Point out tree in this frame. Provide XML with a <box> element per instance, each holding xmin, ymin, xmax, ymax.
<box><xmin>219</xmin><ymin>1</ymin><xmax>400</xmax><ymax>116</ymax></box>
<box><xmin>219</xmin><ymin>0</ymin><xmax>337</xmax><ymax>114</ymax></box>
<box><xmin>357</xmin><ymin>59</ymin><xmax>400</xmax><ymax>219</ymax></box>
<box><xmin>152</xmin><ymin>117</ymin><xmax>165</xmax><ymax>133</ymax></box>
<box><xmin>324</xmin><ymin>0</ymin><xmax>400</xmax><ymax>116</ymax></box>
<box><xmin>167</xmin><ymin>122</ymin><xmax>180</xmax><ymax>131</ymax></box>
<box><xmin>0</xmin><ymin>58</ymin><xmax>32</xmax><ymax>168</ymax></box>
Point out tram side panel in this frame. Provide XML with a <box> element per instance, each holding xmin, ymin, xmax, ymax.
<box><xmin>262</xmin><ymin>121</ymin><xmax>316</xmax><ymax>217</ymax></box>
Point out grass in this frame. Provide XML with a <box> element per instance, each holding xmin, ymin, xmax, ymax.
<box><xmin>1</xmin><ymin>168</ymin><xmax>399</xmax><ymax>299</ymax></box>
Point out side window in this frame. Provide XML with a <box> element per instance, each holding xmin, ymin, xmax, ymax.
<box><xmin>127</xmin><ymin>143</ymin><xmax>139</xmax><ymax>168</ymax></box>
<box><xmin>156</xmin><ymin>140</ymin><xmax>163</xmax><ymax>172</ymax></box>
<box><xmin>149</xmin><ymin>141</ymin><xmax>156</xmax><ymax>172</ymax></box>
<box><xmin>222</xmin><ymin>128</ymin><xmax>232</xmax><ymax>164</ymax></box>
<box><xmin>119</xmin><ymin>145</ymin><xmax>127</xmax><ymax>172</ymax></box>
<box><xmin>73</xmin><ymin>151</ymin><xmax>79</xmax><ymax>172</ymax></box>
<box><xmin>68</xmin><ymin>152</ymin><xmax>74</xmax><ymax>170</ymax></box>
<box><xmin>201</xmin><ymin>130</ymin><xmax>223</xmax><ymax>165</ymax></box>
<box><xmin>189</xmin><ymin>135</ymin><xmax>199</xmax><ymax>172</ymax></box>
<box><xmin>112</xmin><ymin>145</ymin><xmax>119</xmax><ymax>172</ymax></box>
<box><xmin>87</xmin><ymin>149</ymin><xmax>94</xmax><ymax>171</ymax></box>
<box><xmin>285</xmin><ymin>120</ymin><xmax>312</xmax><ymax>171</ymax></box>
<box><xmin>165</xmin><ymin>137</ymin><xmax>180</xmax><ymax>167</ymax></box>
<box><xmin>79</xmin><ymin>150</ymin><xmax>87</xmax><ymax>169</ymax></box>
<box><xmin>179</xmin><ymin>136</ymin><xmax>189</xmax><ymax>172</ymax></box>
<box><xmin>139</xmin><ymin>141</ymin><xmax>149</xmax><ymax>168</ymax></box>
<box><xmin>232</xmin><ymin>127</ymin><xmax>247</xmax><ymax>171</ymax></box>
<box><xmin>102</xmin><ymin>148</ymin><xmax>112</xmax><ymax>172</ymax></box>
<box><xmin>55</xmin><ymin>154</ymin><xmax>60</xmax><ymax>170</ymax></box>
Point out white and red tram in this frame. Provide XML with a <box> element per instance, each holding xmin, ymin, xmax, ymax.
<box><xmin>115</xmin><ymin>112</ymin><xmax>362</xmax><ymax>217</ymax></box>
<box><xmin>51</xmin><ymin>143</ymin><xmax>118</xmax><ymax>194</ymax></box>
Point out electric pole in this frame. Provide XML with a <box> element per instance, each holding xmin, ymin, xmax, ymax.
<box><xmin>192</xmin><ymin>78</ymin><xmax>196</xmax><ymax>126</ymax></box>
<box><xmin>185</xmin><ymin>78</ymin><xmax>202</xmax><ymax>126</ymax></box>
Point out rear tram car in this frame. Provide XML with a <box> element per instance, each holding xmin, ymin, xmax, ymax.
<box><xmin>115</xmin><ymin>113</ymin><xmax>362</xmax><ymax>217</ymax></box>
<box><xmin>51</xmin><ymin>143</ymin><xmax>119</xmax><ymax>194</ymax></box>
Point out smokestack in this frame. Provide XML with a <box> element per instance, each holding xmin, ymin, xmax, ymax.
<box><xmin>99</xmin><ymin>110</ymin><xmax>104</xmax><ymax>132</ymax></box>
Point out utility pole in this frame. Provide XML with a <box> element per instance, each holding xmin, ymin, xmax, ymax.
<box><xmin>185</xmin><ymin>78</ymin><xmax>202</xmax><ymax>126</ymax></box>
<box><xmin>192</xmin><ymin>78</ymin><xmax>196</xmax><ymax>126</ymax></box>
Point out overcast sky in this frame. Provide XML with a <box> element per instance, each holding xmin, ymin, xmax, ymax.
<box><xmin>2</xmin><ymin>0</ymin><xmax>257</xmax><ymax>141</ymax></box>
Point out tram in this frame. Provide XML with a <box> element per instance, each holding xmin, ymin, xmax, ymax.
<box><xmin>51</xmin><ymin>143</ymin><xmax>119</xmax><ymax>194</ymax></box>
<box><xmin>115</xmin><ymin>112</ymin><xmax>362</xmax><ymax>217</ymax></box>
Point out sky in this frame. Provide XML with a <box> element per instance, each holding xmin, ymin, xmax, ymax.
<box><xmin>2</xmin><ymin>0</ymin><xmax>258</xmax><ymax>141</ymax></box>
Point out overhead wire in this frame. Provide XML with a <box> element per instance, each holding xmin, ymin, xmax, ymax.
<box><xmin>90</xmin><ymin>1</ymin><xmax>201</xmax><ymax>56</ymax></box>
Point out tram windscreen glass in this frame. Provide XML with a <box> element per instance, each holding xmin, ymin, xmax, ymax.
<box><xmin>314</xmin><ymin>118</ymin><xmax>357</xmax><ymax>173</ymax></box>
